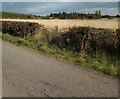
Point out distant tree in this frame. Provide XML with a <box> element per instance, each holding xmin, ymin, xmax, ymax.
<box><xmin>116</xmin><ymin>14</ymin><xmax>120</xmax><ymax>18</ymax></box>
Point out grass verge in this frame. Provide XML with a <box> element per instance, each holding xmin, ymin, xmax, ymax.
<box><xmin>1</xmin><ymin>33</ymin><xmax>119</xmax><ymax>77</ymax></box>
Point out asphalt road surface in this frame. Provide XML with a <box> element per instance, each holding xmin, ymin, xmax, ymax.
<box><xmin>2</xmin><ymin>41</ymin><xmax>118</xmax><ymax>97</ymax></box>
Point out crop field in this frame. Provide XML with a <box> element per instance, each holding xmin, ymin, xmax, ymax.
<box><xmin>2</xmin><ymin>19</ymin><xmax>118</xmax><ymax>30</ymax></box>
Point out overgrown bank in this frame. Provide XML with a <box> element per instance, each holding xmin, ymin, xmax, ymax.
<box><xmin>1</xmin><ymin>21</ymin><xmax>120</xmax><ymax>77</ymax></box>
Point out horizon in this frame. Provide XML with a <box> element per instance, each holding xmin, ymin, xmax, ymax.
<box><xmin>1</xmin><ymin>10</ymin><xmax>118</xmax><ymax>16</ymax></box>
<box><xmin>2</xmin><ymin>2</ymin><xmax>118</xmax><ymax>16</ymax></box>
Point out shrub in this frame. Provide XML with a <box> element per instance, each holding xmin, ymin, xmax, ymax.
<box><xmin>1</xmin><ymin>21</ymin><xmax>44</xmax><ymax>38</ymax></box>
<box><xmin>51</xmin><ymin>26</ymin><xmax>118</xmax><ymax>54</ymax></box>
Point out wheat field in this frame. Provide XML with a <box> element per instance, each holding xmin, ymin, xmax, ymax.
<box><xmin>2</xmin><ymin>19</ymin><xmax>118</xmax><ymax>30</ymax></box>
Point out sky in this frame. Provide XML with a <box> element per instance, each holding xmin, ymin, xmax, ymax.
<box><xmin>1</xmin><ymin>0</ymin><xmax>119</xmax><ymax>2</ymax></box>
<box><xmin>2</xmin><ymin>2</ymin><xmax>119</xmax><ymax>16</ymax></box>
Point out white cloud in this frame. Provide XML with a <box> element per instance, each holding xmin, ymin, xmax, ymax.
<box><xmin>25</xmin><ymin>5</ymin><xmax>55</xmax><ymax>12</ymax></box>
<box><xmin>82</xmin><ymin>7</ymin><xmax>118</xmax><ymax>15</ymax></box>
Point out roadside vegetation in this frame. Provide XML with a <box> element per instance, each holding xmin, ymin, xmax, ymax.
<box><xmin>1</xmin><ymin>23</ymin><xmax>120</xmax><ymax>76</ymax></box>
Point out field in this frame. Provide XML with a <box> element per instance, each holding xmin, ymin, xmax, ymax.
<box><xmin>2</xmin><ymin>19</ymin><xmax>118</xmax><ymax>30</ymax></box>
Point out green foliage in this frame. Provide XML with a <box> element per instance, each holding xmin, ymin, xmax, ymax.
<box><xmin>102</xmin><ymin>14</ymin><xmax>119</xmax><ymax>19</ymax></box>
<box><xmin>49</xmin><ymin>11</ymin><xmax>102</xmax><ymax>19</ymax></box>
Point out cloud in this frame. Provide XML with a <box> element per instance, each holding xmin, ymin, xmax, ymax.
<box><xmin>2</xmin><ymin>2</ymin><xmax>118</xmax><ymax>15</ymax></box>
<box><xmin>82</xmin><ymin>7</ymin><xmax>118</xmax><ymax>15</ymax></box>
<box><xmin>25</xmin><ymin>5</ymin><xmax>56</xmax><ymax>13</ymax></box>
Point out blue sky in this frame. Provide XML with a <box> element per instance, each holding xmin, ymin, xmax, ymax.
<box><xmin>2</xmin><ymin>2</ymin><xmax>118</xmax><ymax>16</ymax></box>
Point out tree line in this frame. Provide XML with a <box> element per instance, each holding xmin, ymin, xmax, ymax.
<box><xmin>49</xmin><ymin>11</ymin><xmax>102</xmax><ymax>19</ymax></box>
<box><xmin>1</xmin><ymin>11</ymin><xmax>120</xmax><ymax>19</ymax></box>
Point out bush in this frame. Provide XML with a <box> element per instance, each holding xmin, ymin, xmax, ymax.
<box><xmin>1</xmin><ymin>21</ymin><xmax>44</xmax><ymax>38</ymax></box>
<box><xmin>51</xmin><ymin>26</ymin><xmax>118</xmax><ymax>54</ymax></box>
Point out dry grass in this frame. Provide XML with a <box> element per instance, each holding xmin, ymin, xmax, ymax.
<box><xmin>2</xmin><ymin>19</ymin><xmax>118</xmax><ymax>30</ymax></box>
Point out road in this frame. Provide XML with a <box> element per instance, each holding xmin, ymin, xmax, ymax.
<box><xmin>2</xmin><ymin>41</ymin><xmax>118</xmax><ymax>97</ymax></box>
